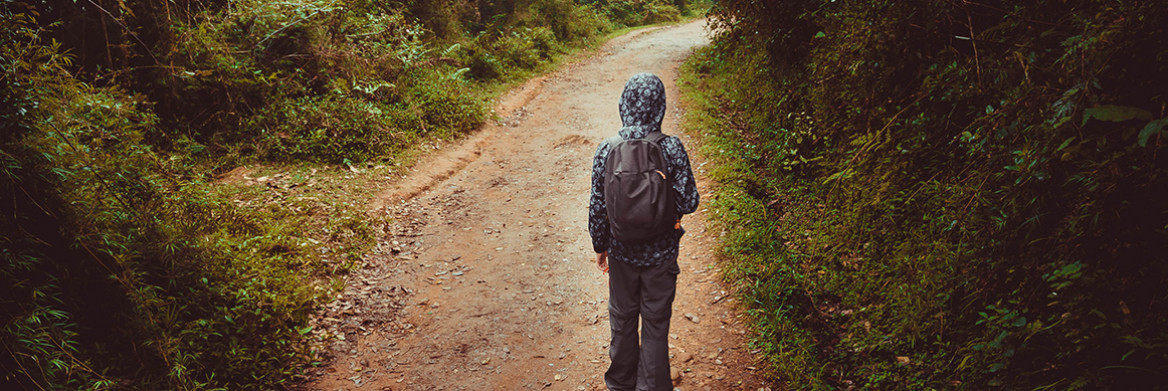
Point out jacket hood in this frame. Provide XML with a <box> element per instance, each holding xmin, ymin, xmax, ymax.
<box><xmin>618</xmin><ymin>73</ymin><xmax>666</xmax><ymax>140</ymax></box>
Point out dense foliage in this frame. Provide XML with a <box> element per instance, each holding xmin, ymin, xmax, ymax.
<box><xmin>2</xmin><ymin>0</ymin><xmax>690</xmax><ymax>389</ymax></box>
<box><xmin>683</xmin><ymin>0</ymin><xmax>1167</xmax><ymax>389</ymax></box>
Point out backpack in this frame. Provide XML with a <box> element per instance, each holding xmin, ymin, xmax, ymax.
<box><xmin>603</xmin><ymin>131</ymin><xmax>677</xmax><ymax>243</ymax></box>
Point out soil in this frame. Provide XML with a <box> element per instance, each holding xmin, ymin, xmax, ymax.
<box><xmin>298</xmin><ymin>19</ymin><xmax>772</xmax><ymax>391</ymax></box>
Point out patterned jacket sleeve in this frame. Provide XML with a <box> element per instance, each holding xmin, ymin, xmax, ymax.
<box><xmin>663</xmin><ymin>136</ymin><xmax>700</xmax><ymax>216</ymax></box>
<box><xmin>588</xmin><ymin>142</ymin><xmax>612</xmax><ymax>254</ymax></box>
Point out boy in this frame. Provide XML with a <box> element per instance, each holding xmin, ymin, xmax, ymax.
<box><xmin>588</xmin><ymin>73</ymin><xmax>699</xmax><ymax>390</ymax></box>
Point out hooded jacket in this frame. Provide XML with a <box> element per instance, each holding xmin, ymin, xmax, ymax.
<box><xmin>588</xmin><ymin>73</ymin><xmax>700</xmax><ymax>267</ymax></box>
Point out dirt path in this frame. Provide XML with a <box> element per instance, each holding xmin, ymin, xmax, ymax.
<box><xmin>300</xmin><ymin>20</ymin><xmax>770</xmax><ymax>391</ymax></box>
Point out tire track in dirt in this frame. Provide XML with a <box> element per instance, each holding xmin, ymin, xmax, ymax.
<box><xmin>300</xmin><ymin>20</ymin><xmax>772</xmax><ymax>391</ymax></box>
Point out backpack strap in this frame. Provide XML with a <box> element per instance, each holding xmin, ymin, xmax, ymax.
<box><xmin>604</xmin><ymin>135</ymin><xmax>624</xmax><ymax>151</ymax></box>
<box><xmin>608</xmin><ymin>132</ymin><xmax>667</xmax><ymax>148</ymax></box>
<box><xmin>644</xmin><ymin>131</ymin><xmax>669</xmax><ymax>144</ymax></box>
<box><xmin>644</xmin><ymin>132</ymin><xmax>672</xmax><ymax>182</ymax></box>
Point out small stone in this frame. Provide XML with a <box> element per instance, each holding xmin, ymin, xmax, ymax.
<box><xmin>554</xmin><ymin>374</ymin><xmax>563</xmax><ymax>381</ymax></box>
<box><xmin>671</xmin><ymin>367</ymin><xmax>681</xmax><ymax>382</ymax></box>
<box><xmin>677</xmin><ymin>352</ymin><xmax>694</xmax><ymax>363</ymax></box>
<box><xmin>684</xmin><ymin>313</ymin><xmax>699</xmax><ymax>323</ymax></box>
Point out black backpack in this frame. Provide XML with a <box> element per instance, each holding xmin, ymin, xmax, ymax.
<box><xmin>603</xmin><ymin>131</ymin><xmax>677</xmax><ymax>243</ymax></box>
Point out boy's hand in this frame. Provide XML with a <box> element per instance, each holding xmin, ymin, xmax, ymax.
<box><xmin>596</xmin><ymin>251</ymin><xmax>609</xmax><ymax>273</ymax></box>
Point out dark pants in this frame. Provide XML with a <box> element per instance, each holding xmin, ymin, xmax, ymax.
<box><xmin>605</xmin><ymin>258</ymin><xmax>679</xmax><ymax>391</ymax></box>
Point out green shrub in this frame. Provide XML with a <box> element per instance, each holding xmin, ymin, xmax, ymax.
<box><xmin>259</xmin><ymin>94</ymin><xmax>394</xmax><ymax>162</ymax></box>
<box><xmin>2</xmin><ymin>8</ymin><xmax>347</xmax><ymax>389</ymax></box>
<box><xmin>529</xmin><ymin>0</ymin><xmax>612</xmax><ymax>43</ymax></box>
<box><xmin>602</xmin><ymin>0</ymin><xmax>680</xmax><ymax>27</ymax></box>
<box><xmin>640</xmin><ymin>0</ymin><xmax>681</xmax><ymax>24</ymax></box>
<box><xmin>402</xmin><ymin>69</ymin><xmax>489</xmax><ymax>139</ymax></box>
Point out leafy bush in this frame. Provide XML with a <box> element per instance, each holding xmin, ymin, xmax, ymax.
<box><xmin>640</xmin><ymin>0</ymin><xmax>681</xmax><ymax>24</ymax></box>
<box><xmin>2</xmin><ymin>7</ymin><xmax>360</xmax><ymax>390</ymax></box>
<box><xmin>529</xmin><ymin>0</ymin><xmax>612</xmax><ymax>43</ymax></box>
<box><xmin>685</xmin><ymin>0</ymin><xmax>1168</xmax><ymax>389</ymax></box>
<box><xmin>600</xmin><ymin>0</ymin><xmax>681</xmax><ymax>27</ymax></box>
<box><xmin>153</xmin><ymin>0</ymin><xmax>612</xmax><ymax>162</ymax></box>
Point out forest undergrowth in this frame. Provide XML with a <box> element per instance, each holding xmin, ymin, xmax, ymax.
<box><xmin>681</xmin><ymin>1</ymin><xmax>1167</xmax><ymax>389</ymax></box>
<box><xmin>0</xmin><ymin>0</ymin><xmax>699</xmax><ymax>389</ymax></box>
